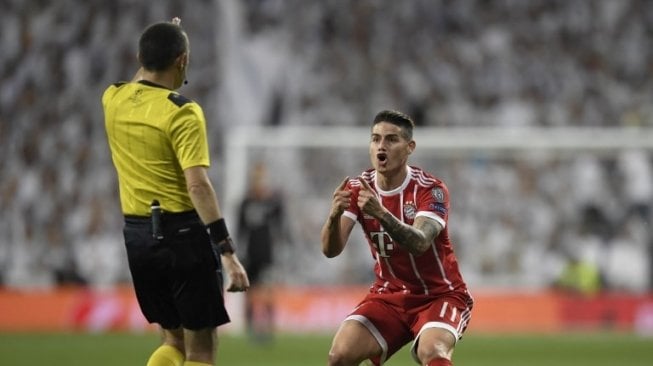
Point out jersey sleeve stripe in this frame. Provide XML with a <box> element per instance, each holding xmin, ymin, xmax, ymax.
<box><xmin>415</xmin><ymin>174</ymin><xmax>437</xmax><ymax>187</ymax></box>
<box><xmin>415</xmin><ymin>211</ymin><xmax>446</xmax><ymax>229</ymax></box>
<box><xmin>342</xmin><ymin>210</ymin><xmax>357</xmax><ymax>222</ymax></box>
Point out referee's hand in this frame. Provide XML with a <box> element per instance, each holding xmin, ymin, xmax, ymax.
<box><xmin>221</xmin><ymin>254</ymin><xmax>250</xmax><ymax>292</ymax></box>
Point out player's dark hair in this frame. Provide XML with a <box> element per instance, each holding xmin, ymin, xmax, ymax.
<box><xmin>372</xmin><ymin>110</ymin><xmax>415</xmax><ymax>140</ymax></box>
<box><xmin>138</xmin><ymin>22</ymin><xmax>187</xmax><ymax>71</ymax></box>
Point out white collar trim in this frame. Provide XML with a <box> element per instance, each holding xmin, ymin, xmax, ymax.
<box><xmin>375</xmin><ymin>166</ymin><xmax>411</xmax><ymax>196</ymax></box>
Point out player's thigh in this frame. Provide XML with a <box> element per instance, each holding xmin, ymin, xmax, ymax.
<box><xmin>330</xmin><ymin>319</ymin><xmax>382</xmax><ymax>361</ymax></box>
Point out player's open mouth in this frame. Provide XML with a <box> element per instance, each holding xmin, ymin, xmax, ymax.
<box><xmin>377</xmin><ymin>153</ymin><xmax>387</xmax><ymax>163</ymax></box>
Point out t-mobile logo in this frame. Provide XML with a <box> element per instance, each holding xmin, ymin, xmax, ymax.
<box><xmin>370</xmin><ymin>231</ymin><xmax>394</xmax><ymax>257</ymax></box>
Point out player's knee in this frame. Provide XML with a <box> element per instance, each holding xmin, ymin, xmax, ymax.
<box><xmin>327</xmin><ymin>348</ymin><xmax>348</xmax><ymax>366</ymax></box>
<box><xmin>327</xmin><ymin>346</ymin><xmax>361</xmax><ymax>366</ymax></box>
<box><xmin>416</xmin><ymin>340</ymin><xmax>452</xmax><ymax>364</ymax></box>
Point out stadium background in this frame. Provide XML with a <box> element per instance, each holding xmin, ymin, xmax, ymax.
<box><xmin>1</xmin><ymin>0</ymin><xmax>653</xmax><ymax>364</ymax></box>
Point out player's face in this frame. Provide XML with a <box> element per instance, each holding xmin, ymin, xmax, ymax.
<box><xmin>369</xmin><ymin>121</ymin><xmax>414</xmax><ymax>176</ymax></box>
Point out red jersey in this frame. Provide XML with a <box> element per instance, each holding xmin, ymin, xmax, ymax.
<box><xmin>344</xmin><ymin>166</ymin><xmax>469</xmax><ymax>297</ymax></box>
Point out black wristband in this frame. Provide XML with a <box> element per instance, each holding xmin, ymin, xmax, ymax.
<box><xmin>218</xmin><ymin>236</ymin><xmax>235</xmax><ymax>255</ymax></box>
<box><xmin>208</xmin><ymin>218</ymin><xmax>229</xmax><ymax>243</ymax></box>
<box><xmin>207</xmin><ymin>218</ymin><xmax>235</xmax><ymax>254</ymax></box>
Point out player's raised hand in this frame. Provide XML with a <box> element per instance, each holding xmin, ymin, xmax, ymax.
<box><xmin>357</xmin><ymin>177</ymin><xmax>385</xmax><ymax>218</ymax></box>
<box><xmin>171</xmin><ymin>17</ymin><xmax>181</xmax><ymax>25</ymax></box>
<box><xmin>330</xmin><ymin>177</ymin><xmax>351</xmax><ymax>218</ymax></box>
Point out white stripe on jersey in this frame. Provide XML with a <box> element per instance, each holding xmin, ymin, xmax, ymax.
<box><xmin>408</xmin><ymin>253</ymin><xmax>429</xmax><ymax>295</ymax></box>
<box><xmin>382</xmin><ymin>257</ymin><xmax>398</xmax><ymax>279</ymax></box>
<box><xmin>412</xmin><ymin>168</ymin><xmax>438</xmax><ymax>187</ymax></box>
<box><xmin>432</xmin><ymin>244</ymin><xmax>455</xmax><ymax>291</ymax></box>
<box><xmin>342</xmin><ymin>210</ymin><xmax>357</xmax><ymax>222</ymax></box>
<box><xmin>415</xmin><ymin>211</ymin><xmax>446</xmax><ymax>229</ymax></box>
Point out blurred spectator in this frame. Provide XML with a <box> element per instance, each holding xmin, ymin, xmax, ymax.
<box><xmin>617</xmin><ymin>149</ymin><xmax>653</xmax><ymax>225</ymax></box>
<box><xmin>603</xmin><ymin>216</ymin><xmax>650</xmax><ymax>292</ymax></box>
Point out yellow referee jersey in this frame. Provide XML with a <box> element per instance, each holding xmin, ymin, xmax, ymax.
<box><xmin>103</xmin><ymin>80</ymin><xmax>210</xmax><ymax>216</ymax></box>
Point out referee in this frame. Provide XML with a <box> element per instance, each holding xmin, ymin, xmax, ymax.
<box><xmin>103</xmin><ymin>18</ymin><xmax>249</xmax><ymax>366</ymax></box>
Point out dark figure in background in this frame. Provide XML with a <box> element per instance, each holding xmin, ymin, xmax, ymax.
<box><xmin>237</xmin><ymin>162</ymin><xmax>290</xmax><ymax>343</ymax></box>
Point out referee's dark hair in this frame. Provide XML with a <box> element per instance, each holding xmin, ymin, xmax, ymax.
<box><xmin>138</xmin><ymin>22</ymin><xmax>188</xmax><ymax>72</ymax></box>
<box><xmin>373</xmin><ymin>110</ymin><xmax>415</xmax><ymax>141</ymax></box>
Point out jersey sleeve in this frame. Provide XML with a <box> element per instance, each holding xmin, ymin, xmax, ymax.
<box><xmin>415</xmin><ymin>180</ymin><xmax>449</xmax><ymax>229</ymax></box>
<box><xmin>342</xmin><ymin>178</ymin><xmax>360</xmax><ymax>222</ymax></box>
<box><xmin>168</xmin><ymin>103</ymin><xmax>211</xmax><ymax>170</ymax></box>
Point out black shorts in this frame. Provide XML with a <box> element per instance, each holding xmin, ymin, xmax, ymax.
<box><xmin>123</xmin><ymin>210</ymin><xmax>230</xmax><ymax>330</ymax></box>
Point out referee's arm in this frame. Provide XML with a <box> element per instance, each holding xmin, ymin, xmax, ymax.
<box><xmin>185</xmin><ymin>165</ymin><xmax>250</xmax><ymax>292</ymax></box>
<box><xmin>184</xmin><ymin>165</ymin><xmax>223</xmax><ymax>224</ymax></box>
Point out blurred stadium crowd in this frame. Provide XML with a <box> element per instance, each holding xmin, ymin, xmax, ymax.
<box><xmin>0</xmin><ymin>0</ymin><xmax>651</xmax><ymax>292</ymax></box>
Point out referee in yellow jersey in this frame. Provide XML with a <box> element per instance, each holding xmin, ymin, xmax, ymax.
<box><xmin>103</xmin><ymin>18</ymin><xmax>249</xmax><ymax>366</ymax></box>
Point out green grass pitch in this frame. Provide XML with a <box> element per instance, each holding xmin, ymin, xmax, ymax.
<box><xmin>0</xmin><ymin>331</ymin><xmax>651</xmax><ymax>365</ymax></box>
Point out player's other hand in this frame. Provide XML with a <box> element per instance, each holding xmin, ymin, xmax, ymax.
<box><xmin>221</xmin><ymin>254</ymin><xmax>250</xmax><ymax>292</ymax></box>
<box><xmin>330</xmin><ymin>176</ymin><xmax>351</xmax><ymax>218</ymax></box>
<box><xmin>171</xmin><ymin>17</ymin><xmax>181</xmax><ymax>25</ymax></box>
<box><xmin>357</xmin><ymin>177</ymin><xmax>384</xmax><ymax>218</ymax></box>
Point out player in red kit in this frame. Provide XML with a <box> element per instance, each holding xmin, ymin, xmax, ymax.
<box><xmin>321</xmin><ymin>110</ymin><xmax>473</xmax><ymax>366</ymax></box>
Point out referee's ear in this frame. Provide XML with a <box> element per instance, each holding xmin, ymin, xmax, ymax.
<box><xmin>175</xmin><ymin>52</ymin><xmax>188</xmax><ymax>73</ymax></box>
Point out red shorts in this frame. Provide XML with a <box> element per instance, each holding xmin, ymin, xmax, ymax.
<box><xmin>345</xmin><ymin>291</ymin><xmax>473</xmax><ymax>365</ymax></box>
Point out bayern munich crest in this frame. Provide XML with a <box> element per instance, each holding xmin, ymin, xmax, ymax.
<box><xmin>403</xmin><ymin>202</ymin><xmax>417</xmax><ymax>220</ymax></box>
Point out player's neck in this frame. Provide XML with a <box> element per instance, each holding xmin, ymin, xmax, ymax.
<box><xmin>376</xmin><ymin>165</ymin><xmax>408</xmax><ymax>191</ymax></box>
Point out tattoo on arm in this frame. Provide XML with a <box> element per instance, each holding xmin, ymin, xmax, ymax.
<box><xmin>380</xmin><ymin>213</ymin><xmax>442</xmax><ymax>255</ymax></box>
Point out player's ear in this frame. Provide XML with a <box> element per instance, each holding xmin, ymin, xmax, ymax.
<box><xmin>408</xmin><ymin>140</ymin><xmax>416</xmax><ymax>154</ymax></box>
